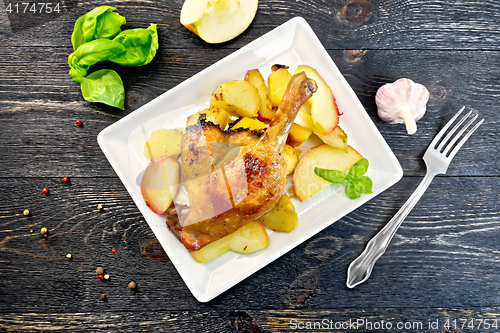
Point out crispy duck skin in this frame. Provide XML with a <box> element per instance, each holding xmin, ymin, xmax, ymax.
<box><xmin>179</xmin><ymin>72</ymin><xmax>317</xmax><ymax>251</ymax></box>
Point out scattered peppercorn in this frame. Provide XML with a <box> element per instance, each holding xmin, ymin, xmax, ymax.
<box><xmin>110</xmin><ymin>249</ymin><xmax>116</xmax><ymax>253</ymax></box>
<box><xmin>99</xmin><ymin>294</ymin><xmax>106</xmax><ymax>300</ymax></box>
<box><xmin>41</xmin><ymin>227</ymin><xmax>48</xmax><ymax>234</ymax></box>
<box><xmin>97</xmin><ymin>204</ymin><xmax>103</xmax><ymax>211</ymax></box>
<box><xmin>128</xmin><ymin>281</ymin><xmax>136</xmax><ymax>289</ymax></box>
<box><xmin>96</xmin><ymin>267</ymin><xmax>104</xmax><ymax>275</ymax></box>
<box><xmin>97</xmin><ymin>274</ymin><xmax>104</xmax><ymax>280</ymax></box>
<box><xmin>66</xmin><ymin>253</ymin><xmax>72</xmax><ymax>259</ymax></box>
<box><xmin>75</xmin><ymin>120</ymin><xmax>82</xmax><ymax>126</ymax></box>
<box><xmin>23</xmin><ymin>209</ymin><xmax>30</xmax><ymax>216</ymax></box>
<box><xmin>62</xmin><ymin>176</ymin><xmax>70</xmax><ymax>183</ymax></box>
<box><xmin>42</xmin><ymin>187</ymin><xmax>49</xmax><ymax>194</ymax></box>
<box><xmin>30</xmin><ymin>228</ymin><xmax>34</xmax><ymax>233</ymax></box>
<box><xmin>104</xmin><ymin>274</ymin><xmax>110</xmax><ymax>280</ymax></box>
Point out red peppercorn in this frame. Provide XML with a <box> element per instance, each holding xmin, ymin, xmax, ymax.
<box><xmin>97</xmin><ymin>274</ymin><xmax>104</xmax><ymax>279</ymax></box>
<box><xmin>42</xmin><ymin>187</ymin><xmax>49</xmax><ymax>194</ymax></box>
<box><xmin>62</xmin><ymin>176</ymin><xmax>69</xmax><ymax>183</ymax></box>
<box><xmin>75</xmin><ymin>120</ymin><xmax>82</xmax><ymax>126</ymax></box>
<box><xmin>110</xmin><ymin>249</ymin><xmax>116</xmax><ymax>253</ymax></box>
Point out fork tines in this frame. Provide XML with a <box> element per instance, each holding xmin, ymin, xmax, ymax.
<box><xmin>431</xmin><ymin>106</ymin><xmax>485</xmax><ymax>160</ymax></box>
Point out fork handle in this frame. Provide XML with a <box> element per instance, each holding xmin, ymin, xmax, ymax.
<box><xmin>346</xmin><ymin>171</ymin><xmax>436</xmax><ymax>288</ymax></box>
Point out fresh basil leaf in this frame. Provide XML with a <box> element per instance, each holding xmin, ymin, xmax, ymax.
<box><xmin>357</xmin><ymin>176</ymin><xmax>373</xmax><ymax>194</ymax></box>
<box><xmin>110</xmin><ymin>25</ymin><xmax>159</xmax><ymax>66</ymax></box>
<box><xmin>345</xmin><ymin>182</ymin><xmax>360</xmax><ymax>199</ymax></box>
<box><xmin>348</xmin><ymin>158</ymin><xmax>369</xmax><ymax>179</ymax></box>
<box><xmin>314</xmin><ymin>167</ymin><xmax>345</xmax><ymax>183</ymax></box>
<box><xmin>74</xmin><ymin>69</ymin><xmax>125</xmax><ymax>110</ymax></box>
<box><xmin>345</xmin><ymin>176</ymin><xmax>373</xmax><ymax>199</ymax></box>
<box><xmin>71</xmin><ymin>6</ymin><xmax>126</xmax><ymax>51</ymax></box>
<box><xmin>345</xmin><ymin>180</ymin><xmax>364</xmax><ymax>199</ymax></box>
<box><xmin>94</xmin><ymin>11</ymin><xmax>126</xmax><ymax>40</ymax></box>
<box><xmin>68</xmin><ymin>39</ymin><xmax>126</xmax><ymax>78</ymax></box>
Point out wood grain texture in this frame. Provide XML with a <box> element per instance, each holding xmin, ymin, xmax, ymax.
<box><xmin>2</xmin><ymin>0</ymin><xmax>500</xmax><ymax>50</ymax></box>
<box><xmin>0</xmin><ymin>47</ymin><xmax>498</xmax><ymax>177</ymax></box>
<box><xmin>1</xmin><ymin>307</ymin><xmax>500</xmax><ymax>332</ymax></box>
<box><xmin>1</xmin><ymin>0</ymin><xmax>499</xmax><ymax>330</ymax></box>
<box><xmin>0</xmin><ymin>177</ymin><xmax>498</xmax><ymax>313</ymax></box>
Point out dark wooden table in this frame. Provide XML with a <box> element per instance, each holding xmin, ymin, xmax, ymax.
<box><xmin>1</xmin><ymin>0</ymin><xmax>499</xmax><ymax>332</ymax></box>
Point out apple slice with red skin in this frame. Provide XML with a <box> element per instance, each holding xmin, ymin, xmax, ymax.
<box><xmin>141</xmin><ymin>155</ymin><xmax>180</xmax><ymax>214</ymax></box>
<box><xmin>295</xmin><ymin>65</ymin><xmax>339</xmax><ymax>135</ymax></box>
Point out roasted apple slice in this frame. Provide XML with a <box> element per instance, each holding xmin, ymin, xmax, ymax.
<box><xmin>141</xmin><ymin>156</ymin><xmax>180</xmax><ymax>214</ymax></box>
<box><xmin>190</xmin><ymin>221</ymin><xmax>269</xmax><ymax>263</ymax></box>
<box><xmin>316</xmin><ymin>126</ymin><xmax>348</xmax><ymax>152</ymax></box>
<box><xmin>294</xmin><ymin>110</ymin><xmax>347</xmax><ymax>152</ymax></box>
<box><xmin>180</xmin><ymin>0</ymin><xmax>258</xmax><ymax>44</ymax></box>
<box><xmin>295</xmin><ymin>65</ymin><xmax>339</xmax><ymax>135</ymax></box>
<box><xmin>293</xmin><ymin>144</ymin><xmax>363</xmax><ymax>202</ymax></box>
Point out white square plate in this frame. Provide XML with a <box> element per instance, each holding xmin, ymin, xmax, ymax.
<box><xmin>98</xmin><ymin>17</ymin><xmax>403</xmax><ymax>302</ymax></box>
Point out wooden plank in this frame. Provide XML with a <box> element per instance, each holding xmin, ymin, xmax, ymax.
<box><xmin>2</xmin><ymin>0</ymin><xmax>500</xmax><ymax>50</ymax></box>
<box><xmin>1</xmin><ymin>308</ymin><xmax>500</xmax><ymax>332</ymax></box>
<box><xmin>0</xmin><ymin>177</ymin><xmax>498</xmax><ymax>312</ymax></box>
<box><xmin>0</xmin><ymin>47</ymin><xmax>497</xmax><ymax>177</ymax></box>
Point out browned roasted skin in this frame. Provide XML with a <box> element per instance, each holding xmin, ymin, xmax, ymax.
<box><xmin>180</xmin><ymin>72</ymin><xmax>316</xmax><ymax>251</ymax></box>
<box><xmin>180</xmin><ymin>116</ymin><xmax>263</xmax><ymax>182</ymax></box>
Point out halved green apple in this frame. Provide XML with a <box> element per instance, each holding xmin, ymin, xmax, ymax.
<box><xmin>180</xmin><ymin>0</ymin><xmax>258</xmax><ymax>44</ymax></box>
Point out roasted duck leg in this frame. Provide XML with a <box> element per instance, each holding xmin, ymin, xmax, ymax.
<box><xmin>180</xmin><ymin>72</ymin><xmax>317</xmax><ymax>251</ymax></box>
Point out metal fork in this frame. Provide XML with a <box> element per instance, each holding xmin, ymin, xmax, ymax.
<box><xmin>346</xmin><ymin>106</ymin><xmax>484</xmax><ymax>289</ymax></box>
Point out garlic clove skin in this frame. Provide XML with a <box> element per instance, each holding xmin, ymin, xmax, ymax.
<box><xmin>375</xmin><ymin>78</ymin><xmax>430</xmax><ymax>135</ymax></box>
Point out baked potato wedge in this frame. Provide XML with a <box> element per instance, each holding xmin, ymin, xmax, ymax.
<box><xmin>190</xmin><ymin>221</ymin><xmax>269</xmax><ymax>263</ymax></box>
<box><xmin>257</xmin><ymin>194</ymin><xmax>298</xmax><ymax>232</ymax></box>
<box><xmin>210</xmin><ymin>80</ymin><xmax>260</xmax><ymax>118</ymax></box>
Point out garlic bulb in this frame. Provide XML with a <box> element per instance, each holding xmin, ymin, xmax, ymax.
<box><xmin>375</xmin><ymin>78</ymin><xmax>429</xmax><ymax>135</ymax></box>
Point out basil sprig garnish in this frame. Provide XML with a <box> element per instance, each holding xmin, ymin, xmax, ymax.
<box><xmin>68</xmin><ymin>6</ymin><xmax>159</xmax><ymax>109</ymax></box>
<box><xmin>314</xmin><ymin>158</ymin><xmax>373</xmax><ymax>199</ymax></box>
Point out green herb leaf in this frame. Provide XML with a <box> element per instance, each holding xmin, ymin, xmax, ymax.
<box><xmin>356</xmin><ymin>176</ymin><xmax>373</xmax><ymax>194</ymax></box>
<box><xmin>345</xmin><ymin>181</ymin><xmax>362</xmax><ymax>199</ymax></box>
<box><xmin>71</xmin><ymin>6</ymin><xmax>126</xmax><ymax>51</ymax></box>
<box><xmin>347</xmin><ymin>158</ymin><xmax>369</xmax><ymax>180</ymax></box>
<box><xmin>75</xmin><ymin>69</ymin><xmax>125</xmax><ymax>110</ymax></box>
<box><xmin>110</xmin><ymin>25</ymin><xmax>159</xmax><ymax>66</ymax></box>
<box><xmin>345</xmin><ymin>176</ymin><xmax>373</xmax><ymax>199</ymax></box>
<box><xmin>314</xmin><ymin>167</ymin><xmax>345</xmax><ymax>183</ymax></box>
<box><xmin>316</xmin><ymin>158</ymin><xmax>373</xmax><ymax>200</ymax></box>
<box><xmin>68</xmin><ymin>39</ymin><xmax>126</xmax><ymax>78</ymax></box>
<box><xmin>68</xmin><ymin>6</ymin><xmax>159</xmax><ymax>109</ymax></box>
<box><xmin>94</xmin><ymin>11</ymin><xmax>126</xmax><ymax>40</ymax></box>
